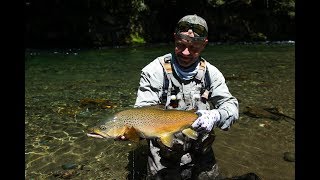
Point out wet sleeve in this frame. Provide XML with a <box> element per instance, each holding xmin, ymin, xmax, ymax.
<box><xmin>208</xmin><ymin>66</ymin><xmax>239</xmax><ymax>130</ymax></box>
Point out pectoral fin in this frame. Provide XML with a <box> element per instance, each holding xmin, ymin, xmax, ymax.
<box><xmin>124</xmin><ymin>126</ymin><xmax>140</xmax><ymax>142</ymax></box>
<box><xmin>159</xmin><ymin>133</ymin><xmax>174</xmax><ymax>148</ymax></box>
<box><xmin>182</xmin><ymin>128</ymin><xmax>198</xmax><ymax>140</ymax></box>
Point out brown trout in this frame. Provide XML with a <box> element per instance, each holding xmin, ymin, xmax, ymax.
<box><xmin>87</xmin><ymin>107</ymin><xmax>199</xmax><ymax>148</ymax></box>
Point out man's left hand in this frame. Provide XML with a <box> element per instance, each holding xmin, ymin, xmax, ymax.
<box><xmin>192</xmin><ymin>109</ymin><xmax>220</xmax><ymax>133</ymax></box>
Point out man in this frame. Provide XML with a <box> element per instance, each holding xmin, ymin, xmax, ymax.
<box><xmin>134</xmin><ymin>14</ymin><xmax>239</xmax><ymax>180</ymax></box>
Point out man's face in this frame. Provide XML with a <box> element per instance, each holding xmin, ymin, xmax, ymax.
<box><xmin>174</xmin><ymin>30</ymin><xmax>208</xmax><ymax>68</ymax></box>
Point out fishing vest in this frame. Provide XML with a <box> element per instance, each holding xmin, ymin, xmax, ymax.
<box><xmin>159</xmin><ymin>53</ymin><xmax>212</xmax><ymax>111</ymax></box>
<box><xmin>150</xmin><ymin>54</ymin><xmax>216</xmax><ymax>156</ymax></box>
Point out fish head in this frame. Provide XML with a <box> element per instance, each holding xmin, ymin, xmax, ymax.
<box><xmin>86</xmin><ymin>116</ymin><xmax>127</xmax><ymax>139</ymax></box>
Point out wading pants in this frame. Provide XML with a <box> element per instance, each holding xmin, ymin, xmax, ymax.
<box><xmin>146</xmin><ymin>132</ymin><xmax>221</xmax><ymax>180</ymax></box>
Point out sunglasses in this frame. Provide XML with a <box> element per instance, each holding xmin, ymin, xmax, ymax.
<box><xmin>174</xmin><ymin>33</ymin><xmax>207</xmax><ymax>52</ymax></box>
<box><xmin>176</xmin><ymin>21</ymin><xmax>208</xmax><ymax>38</ymax></box>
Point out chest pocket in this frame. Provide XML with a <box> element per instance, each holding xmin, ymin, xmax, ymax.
<box><xmin>159</xmin><ymin>54</ymin><xmax>212</xmax><ymax>110</ymax></box>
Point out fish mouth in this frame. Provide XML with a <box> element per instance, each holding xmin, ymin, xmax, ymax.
<box><xmin>87</xmin><ymin>132</ymin><xmax>110</xmax><ymax>139</ymax></box>
<box><xmin>87</xmin><ymin>127</ymin><xmax>108</xmax><ymax>138</ymax></box>
<box><xmin>86</xmin><ymin>129</ymin><xmax>113</xmax><ymax>138</ymax></box>
<box><xmin>86</xmin><ymin>132</ymin><xmax>106</xmax><ymax>139</ymax></box>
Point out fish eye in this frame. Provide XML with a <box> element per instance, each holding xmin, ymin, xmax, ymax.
<box><xmin>100</xmin><ymin>125</ymin><xmax>106</xmax><ymax>130</ymax></box>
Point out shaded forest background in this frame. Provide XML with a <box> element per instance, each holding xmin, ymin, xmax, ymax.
<box><xmin>25</xmin><ymin>0</ymin><xmax>295</xmax><ymax>48</ymax></box>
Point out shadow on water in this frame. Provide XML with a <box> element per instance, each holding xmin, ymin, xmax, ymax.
<box><xmin>126</xmin><ymin>144</ymin><xmax>149</xmax><ymax>180</ymax></box>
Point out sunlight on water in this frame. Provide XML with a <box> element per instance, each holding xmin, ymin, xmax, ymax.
<box><xmin>25</xmin><ymin>44</ymin><xmax>295</xmax><ymax>179</ymax></box>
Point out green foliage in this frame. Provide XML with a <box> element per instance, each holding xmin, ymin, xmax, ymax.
<box><xmin>207</xmin><ymin>0</ymin><xmax>226</xmax><ymax>7</ymax></box>
<box><xmin>25</xmin><ymin>0</ymin><xmax>295</xmax><ymax>47</ymax></box>
<box><xmin>272</xmin><ymin>0</ymin><xmax>295</xmax><ymax>19</ymax></box>
<box><xmin>129</xmin><ymin>32</ymin><xmax>146</xmax><ymax>44</ymax></box>
<box><xmin>126</xmin><ymin>0</ymin><xmax>149</xmax><ymax>45</ymax></box>
<box><xmin>132</xmin><ymin>0</ymin><xmax>148</xmax><ymax>12</ymax></box>
<box><xmin>250</xmin><ymin>32</ymin><xmax>267</xmax><ymax>41</ymax></box>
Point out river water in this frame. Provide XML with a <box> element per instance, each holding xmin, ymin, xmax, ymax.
<box><xmin>25</xmin><ymin>43</ymin><xmax>295</xmax><ymax>180</ymax></box>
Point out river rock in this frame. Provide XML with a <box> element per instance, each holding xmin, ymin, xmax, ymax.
<box><xmin>283</xmin><ymin>152</ymin><xmax>295</xmax><ymax>162</ymax></box>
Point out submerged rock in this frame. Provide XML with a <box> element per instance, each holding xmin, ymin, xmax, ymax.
<box><xmin>283</xmin><ymin>152</ymin><xmax>295</xmax><ymax>162</ymax></box>
<box><xmin>62</xmin><ymin>163</ymin><xmax>79</xmax><ymax>170</ymax></box>
<box><xmin>243</xmin><ymin>106</ymin><xmax>280</xmax><ymax>120</ymax></box>
<box><xmin>52</xmin><ymin>169</ymin><xmax>79</xmax><ymax>179</ymax></box>
<box><xmin>51</xmin><ymin>163</ymin><xmax>87</xmax><ymax>179</ymax></box>
<box><xmin>243</xmin><ymin>105</ymin><xmax>295</xmax><ymax>122</ymax></box>
<box><xmin>79</xmin><ymin>98</ymin><xmax>116</xmax><ymax>109</ymax></box>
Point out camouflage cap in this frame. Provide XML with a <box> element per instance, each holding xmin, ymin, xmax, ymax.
<box><xmin>177</xmin><ymin>14</ymin><xmax>208</xmax><ymax>34</ymax></box>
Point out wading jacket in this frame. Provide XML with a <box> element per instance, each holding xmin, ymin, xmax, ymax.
<box><xmin>134</xmin><ymin>53</ymin><xmax>239</xmax><ymax>130</ymax></box>
<box><xmin>134</xmin><ymin>53</ymin><xmax>239</xmax><ymax>174</ymax></box>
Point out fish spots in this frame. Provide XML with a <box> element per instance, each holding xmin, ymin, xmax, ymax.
<box><xmin>88</xmin><ymin>107</ymin><xmax>199</xmax><ymax>146</ymax></box>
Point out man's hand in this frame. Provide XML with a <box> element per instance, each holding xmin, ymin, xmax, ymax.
<box><xmin>192</xmin><ymin>109</ymin><xmax>220</xmax><ymax>133</ymax></box>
